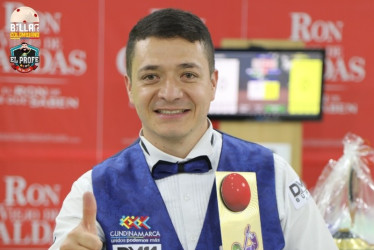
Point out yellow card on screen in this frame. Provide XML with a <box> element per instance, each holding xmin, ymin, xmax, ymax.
<box><xmin>288</xmin><ymin>58</ymin><xmax>323</xmax><ymax>115</ymax></box>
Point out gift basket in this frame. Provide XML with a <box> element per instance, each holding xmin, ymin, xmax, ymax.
<box><xmin>312</xmin><ymin>133</ymin><xmax>374</xmax><ymax>249</ymax></box>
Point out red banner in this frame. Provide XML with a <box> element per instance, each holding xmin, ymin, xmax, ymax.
<box><xmin>1</xmin><ymin>0</ymin><xmax>374</xmax><ymax>248</ymax></box>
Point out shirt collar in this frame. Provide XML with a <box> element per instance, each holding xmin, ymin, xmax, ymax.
<box><xmin>139</xmin><ymin>120</ymin><xmax>215</xmax><ymax>171</ymax></box>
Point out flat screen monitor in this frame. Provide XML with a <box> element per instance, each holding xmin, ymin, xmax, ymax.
<box><xmin>208</xmin><ymin>48</ymin><xmax>325</xmax><ymax>121</ymax></box>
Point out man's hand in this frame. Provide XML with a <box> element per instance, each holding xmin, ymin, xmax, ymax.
<box><xmin>61</xmin><ymin>192</ymin><xmax>103</xmax><ymax>250</ymax></box>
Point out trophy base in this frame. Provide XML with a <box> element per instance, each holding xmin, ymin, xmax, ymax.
<box><xmin>333</xmin><ymin>229</ymin><xmax>374</xmax><ymax>250</ymax></box>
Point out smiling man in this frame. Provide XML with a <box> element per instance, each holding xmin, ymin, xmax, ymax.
<box><xmin>50</xmin><ymin>8</ymin><xmax>338</xmax><ymax>250</ymax></box>
<box><xmin>126</xmin><ymin>36</ymin><xmax>217</xmax><ymax>158</ymax></box>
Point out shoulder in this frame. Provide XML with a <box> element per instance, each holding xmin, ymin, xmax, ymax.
<box><xmin>274</xmin><ymin>153</ymin><xmax>337</xmax><ymax>248</ymax></box>
<box><xmin>94</xmin><ymin>139</ymin><xmax>141</xmax><ymax>170</ymax></box>
<box><xmin>273</xmin><ymin>153</ymin><xmax>302</xmax><ymax>209</ymax></box>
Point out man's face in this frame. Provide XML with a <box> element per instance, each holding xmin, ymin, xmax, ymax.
<box><xmin>21</xmin><ymin>43</ymin><xmax>29</xmax><ymax>52</ymax></box>
<box><xmin>125</xmin><ymin>37</ymin><xmax>218</xmax><ymax>146</ymax></box>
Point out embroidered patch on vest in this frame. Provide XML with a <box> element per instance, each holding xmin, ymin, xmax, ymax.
<box><xmin>109</xmin><ymin>215</ymin><xmax>161</xmax><ymax>246</ymax></box>
<box><xmin>287</xmin><ymin>178</ymin><xmax>310</xmax><ymax>210</ymax></box>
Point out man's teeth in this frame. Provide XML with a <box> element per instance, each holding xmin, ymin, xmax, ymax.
<box><xmin>158</xmin><ymin>109</ymin><xmax>185</xmax><ymax>114</ymax></box>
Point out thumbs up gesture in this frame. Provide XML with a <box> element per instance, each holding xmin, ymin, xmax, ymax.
<box><xmin>61</xmin><ymin>192</ymin><xmax>103</xmax><ymax>250</ymax></box>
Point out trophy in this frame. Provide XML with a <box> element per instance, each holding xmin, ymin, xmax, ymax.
<box><xmin>313</xmin><ymin>133</ymin><xmax>374</xmax><ymax>250</ymax></box>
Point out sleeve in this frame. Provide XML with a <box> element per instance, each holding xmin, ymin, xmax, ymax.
<box><xmin>273</xmin><ymin>154</ymin><xmax>338</xmax><ymax>250</ymax></box>
<box><xmin>49</xmin><ymin>170</ymin><xmax>106</xmax><ymax>250</ymax></box>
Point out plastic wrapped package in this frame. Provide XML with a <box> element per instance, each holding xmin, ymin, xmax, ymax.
<box><xmin>312</xmin><ymin>133</ymin><xmax>374</xmax><ymax>249</ymax></box>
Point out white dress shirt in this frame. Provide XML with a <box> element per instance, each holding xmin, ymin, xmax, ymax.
<box><xmin>50</xmin><ymin>122</ymin><xmax>338</xmax><ymax>250</ymax></box>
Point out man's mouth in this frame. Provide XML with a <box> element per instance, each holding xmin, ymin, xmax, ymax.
<box><xmin>156</xmin><ymin>109</ymin><xmax>189</xmax><ymax>115</ymax></box>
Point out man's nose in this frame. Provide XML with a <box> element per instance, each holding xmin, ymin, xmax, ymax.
<box><xmin>158</xmin><ymin>79</ymin><xmax>183</xmax><ymax>101</ymax></box>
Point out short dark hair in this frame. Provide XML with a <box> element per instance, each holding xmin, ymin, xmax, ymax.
<box><xmin>126</xmin><ymin>8</ymin><xmax>215</xmax><ymax>79</ymax></box>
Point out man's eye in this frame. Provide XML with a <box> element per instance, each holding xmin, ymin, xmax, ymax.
<box><xmin>183</xmin><ymin>72</ymin><xmax>197</xmax><ymax>79</ymax></box>
<box><xmin>142</xmin><ymin>74</ymin><xmax>158</xmax><ymax>81</ymax></box>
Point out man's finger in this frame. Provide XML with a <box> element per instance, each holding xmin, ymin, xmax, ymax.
<box><xmin>82</xmin><ymin>192</ymin><xmax>98</xmax><ymax>234</ymax></box>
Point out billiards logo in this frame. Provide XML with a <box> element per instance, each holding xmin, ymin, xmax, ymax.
<box><xmin>9</xmin><ymin>6</ymin><xmax>40</xmax><ymax>39</ymax></box>
<box><xmin>9</xmin><ymin>6</ymin><xmax>40</xmax><ymax>73</ymax></box>
<box><xmin>220</xmin><ymin>173</ymin><xmax>251</xmax><ymax>212</ymax></box>
<box><xmin>10</xmin><ymin>42</ymin><xmax>40</xmax><ymax>73</ymax></box>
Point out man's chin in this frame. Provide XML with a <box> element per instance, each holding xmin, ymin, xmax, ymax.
<box><xmin>159</xmin><ymin>129</ymin><xmax>186</xmax><ymax>140</ymax></box>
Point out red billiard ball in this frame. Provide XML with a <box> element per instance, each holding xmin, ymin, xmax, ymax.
<box><xmin>220</xmin><ymin>173</ymin><xmax>251</xmax><ymax>212</ymax></box>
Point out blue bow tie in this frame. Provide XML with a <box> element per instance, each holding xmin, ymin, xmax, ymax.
<box><xmin>151</xmin><ymin>155</ymin><xmax>212</xmax><ymax>180</ymax></box>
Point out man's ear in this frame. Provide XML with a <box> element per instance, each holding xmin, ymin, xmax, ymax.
<box><xmin>210</xmin><ymin>69</ymin><xmax>218</xmax><ymax>101</ymax></box>
<box><xmin>124</xmin><ymin>75</ymin><xmax>134</xmax><ymax>105</ymax></box>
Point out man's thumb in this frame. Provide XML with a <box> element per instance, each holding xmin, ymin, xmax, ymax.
<box><xmin>82</xmin><ymin>192</ymin><xmax>98</xmax><ymax>234</ymax></box>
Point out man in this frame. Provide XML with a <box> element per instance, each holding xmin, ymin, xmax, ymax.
<box><xmin>50</xmin><ymin>8</ymin><xmax>338</xmax><ymax>250</ymax></box>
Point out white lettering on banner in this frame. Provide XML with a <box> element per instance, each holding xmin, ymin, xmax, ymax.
<box><xmin>36</xmin><ymin>49</ymin><xmax>87</xmax><ymax>75</ymax></box>
<box><xmin>0</xmin><ymin>220</ymin><xmax>52</xmax><ymax>245</ymax></box>
<box><xmin>0</xmin><ymin>132</ymin><xmax>81</xmax><ymax>143</ymax></box>
<box><xmin>0</xmin><ymin>47</ymin><xmax>10</xmax><ymax>72</ymax></box>
<box><xmin>10</xmin><ymin>23</ymin><xmax>39</xmax><ymax>32</ymax></box>
<box><xmin>323</xmin><ymin>94</ymin><xmax>359</xmax><ymax>115</ymax></box>
<box><xmin>0</xmin><ymin>176</ymin><xmax>61</xmax><ymax>245</ymax></box>
<box><xmin>325</xmin><ymin>55</ymin><xmax>366</xmax><ymax>82</ymax></box>
<box><xmin>38</xmin><ymin>12</ymin><xmax>62</xmax><ymax>34</ymax></box>
<box><xmin>44</xmin><ymin>37</ymin><xmax>62</xmax><ymax>50</ymax></box>
<box><xmin>4</xmin><ymin>176</ymin><xmax>61</xmax><ymax>206</ymax></box>
<box><xmin>0</xmin><ymin>204</ymin><xmax>59</xmax><ymax>222</ymax></box>
<box><xmin>289</xmin><ymin>13</ymin><xmax>366</xmax><ymax>84</ymax></box>
<box><xmin>0</xmin><ymin>85</ymin><xmax>80</xmax><ymax>110</ymax></box>
<box><xmin>323</xmin><ymin>102</ymin><xmax>358</xmax><ymax>115</ymax></box>
<box><xmin>0</xmin><ymin>205</ymin><xmax>40</xmax><ymax>221</ymax></box>
<box><xmin>13</xmin><ymin>86</ymin><xmax>49</xmax><ymax>96</ymax></box>
<box><xmin>3</xmin><ymin>2</ymin><xmax>61</xmax><ymax>34</ymax></box>
<box><xmin>2</xmin><ymin>1</ymin><xmax>23</xmax><ymax>32</ymax></box>
<box><xmin>0</xmin><ymin>30</ymin><xmax>8</xmax><ymax>47</ymax></box>
<box><xmin>289</xmin><ymin>12</ymin><xmax>343</xmax><ymax>43</ymax></box>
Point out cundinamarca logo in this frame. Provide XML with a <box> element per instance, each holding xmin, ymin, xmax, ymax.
<box><xmin>119</xmin><ymin>215</ymin><xmax>151</xmax><ymax>230</ymax></box>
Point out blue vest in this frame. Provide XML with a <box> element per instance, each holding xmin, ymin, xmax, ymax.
<box><xmin>92</xmin><ymin>133</ymin><xmax>285</xmax><ymax>250</ymax></box>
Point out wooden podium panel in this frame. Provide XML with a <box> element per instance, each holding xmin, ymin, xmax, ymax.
<box><xmin>218</xmin><ymin>121</ymin><xmax>302</xmax><ymax>175</ymax></box>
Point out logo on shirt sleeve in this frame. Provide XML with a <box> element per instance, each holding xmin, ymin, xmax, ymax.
<box><xmin>287</xmin><ymin>178</ymin><xmax>310</xmax><ymax>210</ymax></box>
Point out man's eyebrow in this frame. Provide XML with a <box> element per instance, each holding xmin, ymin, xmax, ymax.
<box><xmin>138</xmin><ymin>65</ymin><xmax>160</xmax><ymax>72</ymax></box>
<box><xmin>138</xmin><ymin>63</ymin><xmax>202</xmax><ymax>73</ymax></box>
<box><xmin>178</xmin><ymin>62</ymin><xmax>202</xmax><ymax>69</ymax></box>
